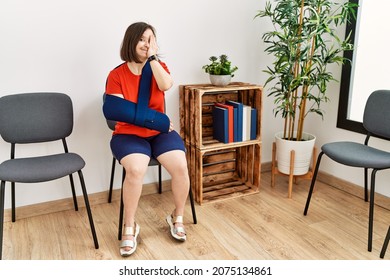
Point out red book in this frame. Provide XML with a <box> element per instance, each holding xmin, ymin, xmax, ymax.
<box><xmin>214</xmin><ymin>102</ymin><xmax>234</xmax><ymax>143</ymax></box>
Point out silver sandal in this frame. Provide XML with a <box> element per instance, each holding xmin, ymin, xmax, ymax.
<box><xmin>119</xmin><ymin>223</ymin><xmax>140</xmax><ymax>256</ymax></box>
<box><xmin>166</xmin><ymin>214</ymin><xmax>186</xmax><ymax>242</ymax></box>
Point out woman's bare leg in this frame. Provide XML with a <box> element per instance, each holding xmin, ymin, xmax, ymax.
<box><xmin>157</xmin><ymin>150</ymin><xmax>189</xmax><ymax>237</ymax></box>
<box><xmin>120</xmin><ymin>153</ymin><xmax>150</xmax><ymax>250</ymax></box>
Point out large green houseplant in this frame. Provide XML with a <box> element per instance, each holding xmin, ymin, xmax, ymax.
<box><xmin>256</xmin><ymin>0</ymin><xmax>357</xmax><ymax>175</ymax></box>
<box><xmin>257</xmin><ymin>0</ymin><xmax>357</xmax><ymax>141</ymax></box>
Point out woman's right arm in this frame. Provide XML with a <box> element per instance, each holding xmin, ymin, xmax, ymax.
<box><xmin>106</xmin><ymin>71</ymin><xmax>124</xmax><ymax>99</ymax></box>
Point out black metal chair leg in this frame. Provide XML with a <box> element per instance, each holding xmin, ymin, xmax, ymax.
<box><xmin>108</xmin><ymin>157</ymin><xmax>116</xmax><ymax>203</ymax></box>
<box><xmin>77</xmin><ymin>171</ymin><xmax>99</xmax><ymax>249</ymax></box>
<box><xmin>364</xmin><ymin>168</ymin><xmax>368</xmax><ymax>202</ymax></box>
<box><xmin>122</xmin><ymin>168</ymin><xmax>126</xmax><ymax>184</ymax></box>
<box><xmin>368</xmin><ymin>169</ymin><xmax>377</xmax><ymax>252</ymax></box>
<box><xmin>158</xmin><ymin>165</ymin><xmax>162</xmax><ymax>194</ymax></box>
<box><xmin>68</xmin><ymin>174</ymin><xmax>79</xmax><ymax>211</ymax></box>
<box><xmin>118</xmin><ymin>168</ymin><xmax>126</xmax><ymax>240</ymax></box>
<box><xmin>304</xmin><ymin>151</ymin><xmax>324</xmax><ymax>215</ymax></box>
<box><xmin>0</xmin><ymin>181</ymin><xmax>6</xmax><ymax>260</ymax></box>
<box><xmin>189</xmin><ymin>185</ymin><xmax>197</xmax><ymax>224</ymax></box>
<box><xmin>380</xmin><ymin>226</ymin><xmax>390</xmax><ymax>258</ymax></box>
<box><xmin>11</xmin><ymin>182</ymin><xmax>15</xmax><ymax>222</ymax></box>
<box><xmin>118</xmin><ymin>196</ymin><xmax>124</xmax><ymax>241</ymax></box>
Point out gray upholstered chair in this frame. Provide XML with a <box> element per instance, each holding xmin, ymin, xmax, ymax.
<box><xmin>0</xmin><ymin>92</ymin><xmax>99</xmax><ymax>260</ymax></box>
<box><xmin>304</xmin><ymin>90</ymin><xmax>390</xmax><ymax>254</ymax></box>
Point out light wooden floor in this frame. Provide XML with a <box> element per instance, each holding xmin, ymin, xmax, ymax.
<box><xmin>2</xmin><ymin>171</ymin><xmax>390</xmax><ymax>260</ymax></box>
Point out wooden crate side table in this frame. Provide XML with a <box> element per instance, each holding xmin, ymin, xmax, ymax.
<box><xmin>180</xmin><ymin>83</ymin><xmax>263</xmax><ymax>204</ymax></box>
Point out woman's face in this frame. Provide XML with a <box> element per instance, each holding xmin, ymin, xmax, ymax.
<box><xmin>135</xmin><ymin>28</ymin><xmax>153</xmax><ymax>61</ymax></box>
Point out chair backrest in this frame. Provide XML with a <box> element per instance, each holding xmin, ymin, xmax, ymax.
<box><xmin>363</xmin><ymin>90</ymin><xmax>390</xmax><ymax>139</ymax></box>
<box><xmin>0</xmin><ymin>92</ymin><xmax>73</xmax><ymax>144</ymax></box>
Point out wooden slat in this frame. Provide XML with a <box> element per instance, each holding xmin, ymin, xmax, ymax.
<box><xmin>202</xmin><ymin>149</ymin><xmax>236</xmax><ymax>164</ymax></box>
<box><xmin>179</xmin><ymin>85</ymin><xmax>186</xmax><ymax>140</ymax></box>
<box><xmin>203</xmin><ymin>171</ymin><xmax>237</xmax><ymax>185</ymax></box>
<box><xmin>194</xmin><ymin>88</ymin><xmax>202</xmax><ymax>147</ymax></box>
<box><xmin>253</xmin><ymin>143</ymin><xmax>262</xmax><ymax>187</ymax></box>
<box><xmin>202</xmin><ymin>185</ymin><xmax>257</xmax><ymax>203</ymax></box>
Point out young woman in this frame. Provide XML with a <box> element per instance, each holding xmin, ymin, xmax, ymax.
<box><xmin>105</xmin><ymin>22</ymin><xmax>189</xmax><ymax>256</ymax></box>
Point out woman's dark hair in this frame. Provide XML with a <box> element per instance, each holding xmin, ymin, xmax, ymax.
<box><xmin>120</xmin><ymin>22</ymin><xmax>156</xmax><ymax>63</ymax></box>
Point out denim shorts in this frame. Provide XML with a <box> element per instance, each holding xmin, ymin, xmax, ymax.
<box><xmin>110</xmin><ymin>130</ymin><xmax>186</xmax><ymax>162</ymax></box>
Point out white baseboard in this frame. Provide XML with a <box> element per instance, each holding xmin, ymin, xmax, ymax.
<box><xmin>262</xmin><ymin>161</ymin><xmax>390</xmax><ymax>211</ymax></box>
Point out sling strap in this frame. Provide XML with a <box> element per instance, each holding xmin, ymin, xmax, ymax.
<box><xmin>103</xmin><ymin>95</ymin><xmax>170</xmax><ymax>133</ymax></box>
<box><xmin>102</xmin><ymin>61</ymin><xmax>170</xmax><ymax>133</ymax></box>
<box><xmin>134</xmin><ymin>61</ymin><xmax>152</xmax><ymax>127</ymax></box>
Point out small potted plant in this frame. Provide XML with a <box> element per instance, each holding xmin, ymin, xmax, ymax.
<box><xmin>202</xmin><ymin>54</ymin><xmax>238</xmax><ymax>86</ymax></box>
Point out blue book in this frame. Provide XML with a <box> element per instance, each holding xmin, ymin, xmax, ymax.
<box><xmin>215</xmin><ymin>102</ymin><xmax>234</xmax><ymax>143</ymax></box>
<box><xmin>250</xmin><ymin>108</ymin><xmax>257</xmax><ymax>140</ymax></box>
<box><xmin>226</xmin><ymin>100</ymin><xmax>243</xmax><ymax>142</ymax></box>
<box><xmin>212</xmin><ymin>106</ymin><xmax>229</xmax><ymax>143</ymax></box>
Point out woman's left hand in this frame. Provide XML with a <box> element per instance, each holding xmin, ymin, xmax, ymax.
<box><xmin>148</xmin><ymin>34</ymin><xmax>158</xmax><ymax>57</ymax></box>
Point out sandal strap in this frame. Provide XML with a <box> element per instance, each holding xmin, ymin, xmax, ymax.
<box><xmin>172</xmin><ymin>215</ymin><xmax>186</xmax><ymax>235</ymax></box>
<box><xmin>174</xmin><ymin>215</ymin><xmax>184</xmax><ymax>224</ymax></box>
<box><xmin>123</xmin><ymin>226</ymin><xmax>136</xmax><ymax>236</ymax></box>
<box><xmin>174</xmin><ymin>226</ymin><xmax>186</xmax><ymax>235</ymax></box>
<box><xmin>120</xmin><ymin>239</ymin><xmax>135</xmax><ymax>248</ymax></box>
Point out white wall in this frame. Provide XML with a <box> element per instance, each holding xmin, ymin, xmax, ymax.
<box><xmin>301</xmin><ymin>1</ymin><xmax>390</xmax><ymax>199</ymax></box>
<box><xmin>0</xmin><ymin>0</ymin><xmax>265</xmax><ymax>208</ymax></box>
<box><xmin>0</xmin><ymin>0</ymin><xmax>388</xmax><ymax>210</ymax></box>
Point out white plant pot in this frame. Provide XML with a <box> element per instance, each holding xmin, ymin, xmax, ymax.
<box><xmin>209</xmin><ymin>75</ymin><xmax>231</xmax><ymax>86</ymax></box>
<box><xmin>275</xmin><ymin>131</ymin><xmax>316</xmax><ymax>176</ymax></box>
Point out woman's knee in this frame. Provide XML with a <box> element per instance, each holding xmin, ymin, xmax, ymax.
<box><xmin>171</xmin><ymin>163</ymin><xmax>190</xmax><ymax>181</ymax></box>
<box><xmin>124</xmin><ymin>164</ymin><xmax>147</xmax><ymax>180</ymax></box>
<box><xmin>120</xmin><ymin>154</ymin><xmax>149</xmax><ymax>182</ymax></box>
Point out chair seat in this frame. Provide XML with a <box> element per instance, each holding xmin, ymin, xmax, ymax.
<box><xmin>149</xmin><ymin>157</ymin><xmax>159</xmax><ymax>166</ymax></box>
<box><xmin>322</xmin><ymin>142</ymin><xmax>390</xmax><ymax>169</ymax></box>
<box><xmin>0</xmin><ymin>153</ymin><xmax>85</xmax><ymax>183</ymax></box>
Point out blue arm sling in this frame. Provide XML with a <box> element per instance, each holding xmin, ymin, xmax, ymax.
<box><xmin>102</xmin><ymin>61</ymin><xmax>170</xmax><ymax>133</ymax></box>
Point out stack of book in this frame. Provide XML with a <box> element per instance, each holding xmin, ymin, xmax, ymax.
<box><xmin>212</xmin><ymin>101</ymin><xmax>257</xmax><ymax>143</ymax></box>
